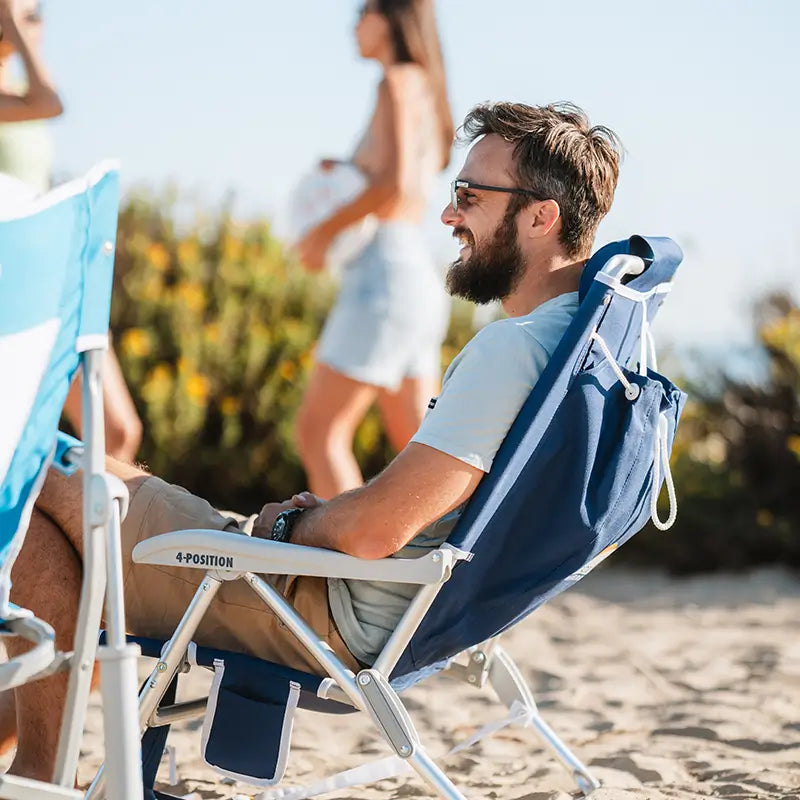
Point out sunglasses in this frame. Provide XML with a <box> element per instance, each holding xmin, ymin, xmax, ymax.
<box><xmin>450</xmin><ymin>179</ymin><xmax>543</xmax><ymax>213</ymax></box>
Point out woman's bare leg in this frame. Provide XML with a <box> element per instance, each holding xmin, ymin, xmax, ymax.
<box><xmin>377</xmin><ymin>375</ymin><xmax>439</xmax><ymax>453</ymax></box>
<box><xmin>295</xmin><ymin>363</ymin><xmax>378</xmax><ymax>499</ymax></box>
<box><xmin>62</xmin><ymin>346</ymin><xmax>143</xmax><ymax>462</ymax></box>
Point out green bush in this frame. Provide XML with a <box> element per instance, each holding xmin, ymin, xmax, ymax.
<box><xmin>621</xmin><ymin>293</ymin><xmax>800</xmax><ymax>571</ymax></box>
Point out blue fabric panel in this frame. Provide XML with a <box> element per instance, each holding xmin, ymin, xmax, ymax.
<box><xmin>0</xmin><ymin>167</ymin><xmax>120</xmax><ymax>599</ymax></box>
<box><xmin>121</xmin><ymin>635</ymin><xmax>355</xmax><ymax>714</ymax></box>
<box><xmin>78</xmin><ymin>171</ymin><xmax>120</xmax><ymax>340</ymax></box>
<box><xmin>393</xmin><ymin>235</ymin><xmax>686</xmax><ymax>680</ymax></box>
<box><xmin>204</xmin><ymin>659</ymin><xmax>296</xmax><ymax>782</ymax></box>
<box><xmin>0</xmin><ymin>199</ymin><xmax>85</xmax><ymax>336</ymax></box>
<box><xmin>0</xmin><ymin>202</ymin><xmax>86</xmax><ymax>565</ymax></box>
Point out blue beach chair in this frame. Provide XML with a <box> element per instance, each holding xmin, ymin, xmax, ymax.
<box><xmin>86</xmin><ymin>235</ymin><xmax>685</xmax><ymax>800</ymax></box>
<box><xmin>0</xmin><ymin>164</ymin><xmax>143</xmax><ymax>799</ymax></box>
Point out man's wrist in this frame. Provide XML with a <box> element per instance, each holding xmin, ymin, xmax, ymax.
<box><xmin>269</xmin><ymin>507</ymin><xmax>305</xmax><ymax>543</ymax></box>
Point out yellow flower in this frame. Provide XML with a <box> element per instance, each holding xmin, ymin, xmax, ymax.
<box><xmin>176</xmin><ymin>282</ymin><xmax>206</xmax><ymax>313</ymax></box>
<box><xmin>299</xmin><ymin>349</ymin><xmax>313</xmax><ymax>370</ymax></box>
<box><xmin>278</xmin><ymin>361</ymin><xmax>297</xmax><ymax>381</ymax></box>
<box><xmin>185</xmin><ymin>373</ymin><xmax>210</xmax><ymax>404</ymax></box>
<box><xmin>220</xmin><ymin>396</ymin><xmax>241</xmax><ymax>416</ymax></box>
<box><xmin>119</xmin><ymin>328</ymin><xmax>151</xmax><ymax>358</ymax></box>
<box><xmin>147</xmin><ymin>363</ymin><xmax>171</xmax><ymax>385</ymax></box>
<box><xmin>204</xmin><ymin>322</ymin><xmax>220</xmax><ymax>344</ymax></box>
<box><xmin>787</xmin><ymin>435</ymin><xmax>800</xmax><ymax>458</ymax></box>
<box><xmin>177</xmin><ymin>238</ymin><xmax>201</xmax><ymax>265</ymax></box>
<box><xmin>146</xmin><ymin>242</ymin><xmax>170</xmax><ymax>272</ymax></box>
<box><xmin>221</xmin><ymin>235</ymin><xmax>244</xmax><ymax>262</ymax></box>
<box><xmin>141</xmin><ymin>363</ymin><xmax>172</xmax><ymax>400</ymax></box>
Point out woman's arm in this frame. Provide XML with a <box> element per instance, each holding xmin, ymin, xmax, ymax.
<box><xmin>296</xmin><ymin>70</ymin><xmax>408</xmax><ymax>271</ymax></box>
<box><xmin>0</xmin><ymin>0</ymin><xmax>62</xmax><ymax>121</ymax></box>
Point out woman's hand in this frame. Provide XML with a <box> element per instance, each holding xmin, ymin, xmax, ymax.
<box><xmin>296</xmin><ymin>223</ymin><xmax>335</xmax><ymax>272</ymax></box>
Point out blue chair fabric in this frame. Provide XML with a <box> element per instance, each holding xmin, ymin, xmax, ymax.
<box><xmin>0</xmin><ymin>167</ymin><xmax>120</xmax><ymax>617</ymax></box>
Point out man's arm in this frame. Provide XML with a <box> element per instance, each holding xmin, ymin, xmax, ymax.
<box><xmin>273</xmin><ymin>443</ymin><xmax>483</xmax><ymax>560</ymax></box>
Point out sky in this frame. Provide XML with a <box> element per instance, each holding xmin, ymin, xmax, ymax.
<box><xmin>38</xmin><ymin>0</ymin><xmax>800</xmax><ymax>349</ymax></box>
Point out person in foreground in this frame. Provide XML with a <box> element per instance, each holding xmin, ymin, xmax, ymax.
<box><xmin>2</xmin><ymin>101</ymin><xmax>621</xmax><ymax>780</ymax></box>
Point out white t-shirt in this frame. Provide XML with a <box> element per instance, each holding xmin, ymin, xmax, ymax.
<box><xmin>328</xmin><ymin>291</ymin><xmax>580</xmax><ymax>664</ymax></box>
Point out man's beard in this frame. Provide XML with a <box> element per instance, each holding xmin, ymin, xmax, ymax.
<box><xmin>445</xmin><ymin>205</ymin><xmax>526</xmax><ymax>305</ymax></box>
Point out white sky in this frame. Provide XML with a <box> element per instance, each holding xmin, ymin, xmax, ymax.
<box><xmin>41</xmin><ymin>0</ymin><xmax>800</xmax><ymax>347</ymax></box>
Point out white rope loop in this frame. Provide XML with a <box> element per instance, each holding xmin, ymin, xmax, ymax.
<box><xmin>590</xmin><ymin>302</ymin><xmax>677</xmax><ymax>531</ymax></box>
<box><xmin>650</xmin><ymin>413</ymin><xmax>678</xmax><ymax>531</ymax></box>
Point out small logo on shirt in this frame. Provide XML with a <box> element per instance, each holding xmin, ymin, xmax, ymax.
<box><xmin>427</xmin><ymin>396</ymin><xmax>438</xmax><ymax>410</ymax></box>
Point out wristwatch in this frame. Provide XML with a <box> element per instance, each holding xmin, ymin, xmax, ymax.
<box><xmin>270</xmin><ymin>507</ymin><xmax>305</xmax><ymax>543</ymax></box>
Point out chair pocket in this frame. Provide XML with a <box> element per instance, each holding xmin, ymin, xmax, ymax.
<box><xmin>201</xmin><ymin>658</ymin><xmax>300</xmax><ymax>787</ymax></box>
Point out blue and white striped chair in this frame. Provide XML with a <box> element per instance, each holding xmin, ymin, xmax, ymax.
<box><xmin>0</xmin><ymin>164</ymin><xmax>142</xmax><ymax>799</ymax></box>
<box><xmin>88</xmin><ymin>235</ymin><xmax>685</xmax><ymax>800</ymax></box>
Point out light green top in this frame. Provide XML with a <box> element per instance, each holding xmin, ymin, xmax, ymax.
<box><xmin>0</xmin><ymin>118</ymin><xmax>53</xmax><ymax>194</ymax></box>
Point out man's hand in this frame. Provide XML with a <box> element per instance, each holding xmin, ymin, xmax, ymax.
<box><xmin>251</xmin><ymin>492</ymin><xmax>325</xmax><ymax>540</ymax></box>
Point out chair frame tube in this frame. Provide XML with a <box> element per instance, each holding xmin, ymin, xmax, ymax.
<box><xmin>51</xmin><ymin>349</ymin><xmax>143</xmax><ymax>799</ymax></box>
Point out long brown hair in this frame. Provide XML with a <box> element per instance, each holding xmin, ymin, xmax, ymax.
<box><xmin>376</xmin><ymin>0</ymin><xmax>454</xmax><ymax>169</ymax></box>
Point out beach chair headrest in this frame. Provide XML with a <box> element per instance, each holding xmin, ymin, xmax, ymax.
<box><xmin>579</xmin><ymin>235</ymin><xmax>684</xmax><ymax>302</ymax></box>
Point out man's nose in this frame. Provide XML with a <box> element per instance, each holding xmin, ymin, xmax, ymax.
<box><xmin>441</xmin><ymin>202</ymin><xmax>458</xmax><ymax>227</ymax></box>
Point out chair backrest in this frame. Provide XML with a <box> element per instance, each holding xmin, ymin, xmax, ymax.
<box><xmin>0</xmin><ymin>163</ymin><xmax>120</xmax><ymax>618</ymax></box>
<box><xmin>394</xmin><ymin>235</ymin><xmax>686</xmax><ymax>682</ymax></box>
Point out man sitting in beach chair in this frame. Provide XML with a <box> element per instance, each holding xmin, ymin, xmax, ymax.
<box><xmin>8</xmin><ymin>101</ymin><xmax>626</xmax><ymax>782</ymax></box>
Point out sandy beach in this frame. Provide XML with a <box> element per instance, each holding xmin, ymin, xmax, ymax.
<box><xmin>8</xmin><ymin>566</ymin><xmax>799</xmax><ymax>799</ymax></box>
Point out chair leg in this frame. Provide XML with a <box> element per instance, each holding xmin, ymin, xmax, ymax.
<box><xmin>85</xmin><ymin>573</ymin><xmax>224</xmax><ymax>800</ymax></box>
<box><xmin>357</xmin><ymin>669</ymin><xmax>467</xmax><ymax>800</ymax></box>
<box><xmin>487</xmin><ymin>646</ymin><xmax>600</xmax><ymax>796</ymax></box>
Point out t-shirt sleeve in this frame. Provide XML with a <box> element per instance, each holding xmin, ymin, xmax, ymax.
<box><xmin>411</xmin><ymin>323</ymin><xmax>550</xmax><ymax>472</ymax></box>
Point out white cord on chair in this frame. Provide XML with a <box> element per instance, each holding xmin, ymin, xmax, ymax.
<box><xmin>650</xmin><ymin>413</ymin><xmax>678</xmax><ymax>531</ymax></box>
<box><xmin>590</xmin><ymin>314</ymin><xmax>677</xmax><ymax>531</ymax></box>
<box><xmin>589</xmin><ymin>331</ymin><xmax>640</xmax><ymax>401</ymax></box>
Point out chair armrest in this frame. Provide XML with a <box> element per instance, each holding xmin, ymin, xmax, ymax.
<box><xmin>54</xmin><ymin>431</ymin><xmax>83</xmax><ymax>476</ymax></box>
<box><xmin>0</xmin><ymin>615</ymin><xmax>57</xmax><ymax>690</ymax></box>
<box><xmin>132</xmin><ymin>529</ymin><xmax>454</xmax><ymax>585</ymax></box>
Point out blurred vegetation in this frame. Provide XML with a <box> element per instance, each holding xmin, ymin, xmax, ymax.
<box><xmin>622</xmin><ymin>293</ymin><xmax>800</xmax><ymax>571</ymax></box>
<box><xmin>109</xmin><ymin>194</ymin><xmax>799</xmax><ymax>571</ymax></box>
<box><xmin>109</xmin><ymin>192</ymin><xmax>473</xmax><ymax>513</ymax></box>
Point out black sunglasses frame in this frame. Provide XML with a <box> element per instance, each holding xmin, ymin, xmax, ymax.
<box><xmin>450</xmin><ymin>179</ymin><xmax>543</xmax><ymax>213</ymax></box>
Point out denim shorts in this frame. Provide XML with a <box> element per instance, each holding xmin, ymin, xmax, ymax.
<box><xmin>316</xmin><ymin>223</ymin><xmax>450</xmax><ymax>390</ymax></box>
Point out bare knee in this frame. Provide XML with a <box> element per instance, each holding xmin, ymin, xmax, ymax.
<box><xmin>105</xmin><ymin>413</ymin><xmax>143</xmax><ymax>462</ymax></box>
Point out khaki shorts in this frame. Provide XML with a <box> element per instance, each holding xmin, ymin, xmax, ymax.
<box><xmin>120</xmin><ymin>476</ymin><xmax>361</xmax><ymax>675</ymax></box>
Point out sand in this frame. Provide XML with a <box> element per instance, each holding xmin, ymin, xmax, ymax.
<box><xmin>9</xmin><ymin>566</ymin><xmax>800</xmax><ymax>799</ymax></box>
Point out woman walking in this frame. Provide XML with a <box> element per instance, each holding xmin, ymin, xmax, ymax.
<box><xmin>296</xmin><ymin>0</ymin><xmax>453</xmax><ymax>498</ymax></box>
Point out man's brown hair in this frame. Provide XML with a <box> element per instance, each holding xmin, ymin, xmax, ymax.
<box><xmin>458</xmin><ymin>102</ymin><xmax>622</xmax><ymax>258</ymax></box>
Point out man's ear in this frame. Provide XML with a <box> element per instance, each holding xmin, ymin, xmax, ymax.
<box><xmin>523</xmin><ymin>199</ymin><xmax>561</xmax><ymax>241</ymax></box>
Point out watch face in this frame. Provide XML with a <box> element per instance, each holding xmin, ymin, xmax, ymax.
<box><xmin>272</xmin><ymin>514</ymin><xmax>289</xmax><ymax>542</ymax></box>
